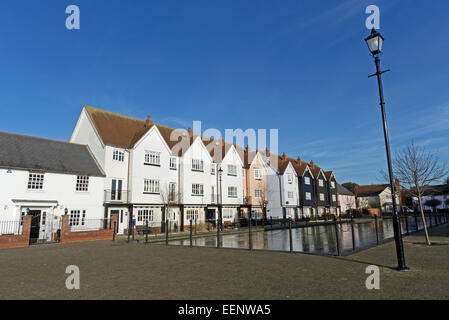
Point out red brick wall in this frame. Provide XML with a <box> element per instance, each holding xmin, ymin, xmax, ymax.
<box><xmin>60</xmin><ymin>214</ymin><xmax>118</xmax><ymax>243</ymax></box>
<box><xmin>0</xmin><ymin>216</ymin><xmax>31</xmax><ymax>248</ymax></box>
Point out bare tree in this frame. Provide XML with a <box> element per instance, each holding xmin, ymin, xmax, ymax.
<box><xmin>159</xmin><ymin>183</ymin><xmax>183</xmax><ymax>231</ymax></box>
<box><xmin>389</xmin><ymin>142</ymin><xmax>448</xmax><ymax>245</ymax></box>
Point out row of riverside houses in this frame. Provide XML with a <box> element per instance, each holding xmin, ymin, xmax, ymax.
<box><xmin>0</xmin><ymin>105</ymin><xmax>341</xmax><ymax>240</ymax></box>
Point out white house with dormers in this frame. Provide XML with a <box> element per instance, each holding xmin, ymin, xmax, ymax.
<box><xmin>264</xmin><ymin>153</ymin><xmax>300</xmax><ymax>220</ymax></box>
<box><xmin>179</xmin><ymin>133</ymin><xmax>215</xmax><ymax>225</ymax></box>
<box><xmin>209</xmin><ymin>141</ymin><xmax>244</xmax><ymax>224</ymax></box>
<box><xmin>129</xmin><ymin>123</ymin><xmax>181</xmax><ymax>231</ymax></box>
<box><xmin>0</xmin><ymin>132</ymin><xmax>105</xmax><ymax>243</ymax></box>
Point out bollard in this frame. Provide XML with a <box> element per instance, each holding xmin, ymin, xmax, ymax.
<box><xmin>405</xmin><ymin>216</ymin><xmax>409</xmax><ymax>235</ymax></box>
<box><xmin>333</xmin><ymin>215</ymin><xmax>341</xmax><ymax>256</ymax></box>
<box><xmin>145</xmin><ymin>220</ymin><xmax>149</xmax><ymax>244</ymax></box>
<box><xmin>112</xmin><ymin>221</ymin><xmax>117</xmax><ymax>241</ymax></box>
<box><xmin>216</xmin><ymin>218</ymin><xmax>220</xmax><ymax>248</ymax></box>
<box><xmin>189</xmin><ymin>219</ymin><xmax>193</xmax><ymax>247</ymax></box>
<box><xmin>351</xmin><ymin>219</ymin><xmax>356</xmax><ymax>251</ymax></box>
<box><xmin>374</xmin><ymin>215</ymin><xmax>379</xmax><ymax>245</ymax></box>
<box><xmin>248</xmin><ymin>218</ymin><xmax>252</xmax><ymax>250</ymax></box>
<box><xmin>165</xmin><ymin>219</ymin><xmax>169</xmax><ymax>245</ymax></box>
<box><xmin>414</xmin><ymin>213</ymin><xmax>418</xmax><ymax>232</ymax></box>
<box><xmin>289</xmin><ymin>219</ymin><xmax>293</xmax><ymax>253</ymax></box>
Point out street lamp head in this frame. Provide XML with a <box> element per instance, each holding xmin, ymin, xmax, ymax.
<box><xmin>365</xmin><ymin>28</ymin><xmax>384</xmax><ymax>56</ymax></box>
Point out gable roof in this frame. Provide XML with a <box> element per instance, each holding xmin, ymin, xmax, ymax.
<box><xmin>355</xmin><ymin>184</ymin><xmax>389</xmax><ymax>197</ymax></box>
<box><xmin>0</xmin><ymin>132</ymin><xmax>105</xmax><ymax>177</ymax></box>
<box><xmin>337</xmin><ymin>184</ymin><xmax>354</xmax><ymax>196</ymax></box>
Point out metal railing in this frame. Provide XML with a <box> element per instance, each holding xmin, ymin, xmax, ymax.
<box><xmin>68</xmin><ymin>219</ymin><xmax>111</xmax><ymax>232</ymax></box>
<box><xmin>0</xmin><ymin>220</ymin><xmax>22</xmax><ymax>235</ymax></box>
<box><xmin>104</xmin><ymin>189</ymin><xmax>130</xmax><ymax>203</ymax></box>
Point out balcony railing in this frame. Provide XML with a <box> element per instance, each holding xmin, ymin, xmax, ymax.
<box><xmin>104</xmin><ymin>189</ymin><xmax>130</xmax><ymax>203</ymax></box>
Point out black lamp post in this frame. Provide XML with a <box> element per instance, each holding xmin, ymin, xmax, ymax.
<box><xmin>218</xmin><ymin>166</ymin><xmax>223</xmax><ymax>222</ymax></box>
<box><xmin>365</xmin><ymin>28</ymin><xmax>408</xmax><ymax>271</ymax></box>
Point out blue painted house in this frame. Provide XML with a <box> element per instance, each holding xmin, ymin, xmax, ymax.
<box><xmin>293</xmin><ymin>158</ymin><xmax>315</xmax><ymax>218</ymax></box>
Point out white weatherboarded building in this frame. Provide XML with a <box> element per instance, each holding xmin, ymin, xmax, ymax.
<box><xmin>70</xmin><ymin>105</ymin><xmax>244</xmax><ymax>233</ymax></box>
<box><xmin>0</xmin><ymin>132</ymin><xmax>105</xmax><ymax>242</ymax></box>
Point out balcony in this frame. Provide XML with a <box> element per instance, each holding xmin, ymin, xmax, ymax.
<box><xmin>104</xmin><ymin>189</ymin><xmax>130</xmax><ymax>203</ymax></box>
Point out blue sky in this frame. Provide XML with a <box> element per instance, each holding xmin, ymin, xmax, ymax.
<box><xmin>0</xmin><ymin>0</ymin><xmax>448</xmax><ymax>185</ymax></box>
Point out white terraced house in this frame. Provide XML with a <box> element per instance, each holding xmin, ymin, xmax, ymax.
<box><xmin>0</xmin><ymin>132</ymin><xmax>105</xmax><ymax>243</ymax></box>
<box><xmin>70</xmin><ymin>105</ymin><xmax>244</xmax><ymax>233</ymax></box>
<box><xmin>264</xmin><ymin>152</ymin><xmax>300</xmax><ymax>220</ymax></box>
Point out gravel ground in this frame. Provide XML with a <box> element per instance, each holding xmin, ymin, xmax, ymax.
<box><xmin>0</xmin><ymin>224</ymin><xmax>448</xmax><ymax>300</ymax></box>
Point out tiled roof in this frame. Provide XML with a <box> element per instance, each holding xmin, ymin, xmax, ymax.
<box><xmin>355</xmin><ymin>184</ymin><xmax>389</xmax><ymax>197</ymax></box>
<box><xmin>0</xmin><ymin>132</ymin><xmax>105</xmax><ymax>177</ymax></box>
<box><xmin>82</xmin><ymin>106</ymin><xmax>335</xmax><ymax>175</ymax></box>
<box><xmin>337</xmin><ymin>184</ymin><xmax>354</xmax><ymax>196</ymax></box>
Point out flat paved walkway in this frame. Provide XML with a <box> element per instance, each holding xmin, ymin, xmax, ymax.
<box><xmin>1</xmin><ymin>224</ymin><xmax>448</xmax><ymax>299</ymax></box>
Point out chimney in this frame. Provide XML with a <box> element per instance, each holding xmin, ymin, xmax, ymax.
<box><xmin>145</xmin><ymin>116</ymin><xmax>153</xmax><ymax>127</ymax></box>
<box><xmin>245</xmin><ymin>144</ymin><xmax>250</xmax><ymax>153</ymax></box>
<box><xmin>297</xmin><ymin>156</ymin><xmax>302</xmax><ymax>163</ymax></box>
<box><xmin>188</xmin><ymin>127</ymin><xmax>193</xmax><ymax>137</ymax></box>
<box><xmin>310</xmin><ymin>160</ymin><xmax>315</xmax><ymax>168</ymax></box>
<box><xmin>265</xmin><ymin>147</ymin><xmax>270</xmax><ymax>157</ymax></box>
<box><xmin>221</xmin><ymin>136</ymin><xmax>225</xmax><ymax>146</ymax></box>
<box><xmin>282</xmin><ymin>152</ymin><xmax>287</xmax><ymax>160</ymax></box>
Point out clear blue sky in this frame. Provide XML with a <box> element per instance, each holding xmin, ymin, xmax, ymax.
<box><xmin>0</xmin><ymin>0</ymin><xmax>448</xmax><ymax>185</ymax></box>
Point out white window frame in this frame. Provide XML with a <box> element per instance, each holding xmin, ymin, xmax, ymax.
<box><xmin>113</xmin><ymin>149</ymin><xmax>124</xmax><ymax>162</ymax></box>
<box><xmin>331</xmin><ymin>181</ymin><xmax>335</xmax><ymax>189</ymax></box>
<box><xmin>287</xmin><ymin>173</ymin><xmax>293</xmax><ymax>184</ymax></box>
<box><xmin>227</xmin><ymin>164</ymin><xmax>237</xmax><ymax>176</ymax></box>
<box><xmin>223</xmin><ymin>208</ymin><xmax>233</xmax><ymax>219</ymax></box>
<box><xmin>186</xmin><ymin>209</ymin><xmax>199</xmax><ymax>221</ymax></box>
<box><xmin>305</xmin><ymin>192</ymin><xmax>312</xmax><ymax>200</ymax></box>
<box><xmin>320</xmin><ymin>193</ymin><xmax>325</xmax><ymax>201</ymax></box>
<box><xmin>144</xmin><ymin>179</ymin><xmax>160</xmax><ymax>194</ymax></box>
<box><xmin>137</xmin><ymin>209</ymin><xmax>154</xmax><ymax>223</ymax></box>
<box><xmin>254</xmin><ymin>168</ymin><xmax>262</xmax><ymax>180</ymax></box>
<box><xmin>288</xmin><ymin>191</ymin><xmax>294</xmax><ymax>199</ymax></box>
<box><xmin>192</xmin><ymin>159</ymin><xmax>204</xmax><ymax>172</ymax></box>
<box><xmin>27</xmin><ymin>173</ymin><xmax>44</xmax><ymax>190</ymax></box>
<box><xmin>211</xmin><ymin>166</ymin><xmax>216</xmax><ymax>175</ymax></box>
<box><xmin>192</xmin><ymin>184</ymin><xmax>204</xmax><ymax>196</ymax></box>
<box><xmin>144</xmin><ymin>150</ymin><xmax>161</xmax><ymax>166</ymax></box>
<box><xmin>332</xmin><ymin>194</ymin><xmax>337</xmax><ymax>202</ymax></box>
<box><xmin>169</xmin><ymin>156</ymin><xmax>177</xmax><ymax>170</ymax></box>
<box><xmin>69</xmin><ymin>210</ymin><xmax>86</xmax><ymax>226</ymax></box>
<box><xmin>319</xmin><ymin>179</ymin><xmax>324</xmax><ymax>187</ymax></box>
<box><xmin>304</xmin><ymin>177</ymin><xmax>311</xmax><ymax>185</ymax></box>
<box><xmin>255</xmin><ymin>189</ymin><xmax>263</xmax><ymax>199</ymax></box>
<box><xmin>228</xmin><ymin>186</ymin><xmax>238</xmax><ymax>198</ymax></box>
<box><xmin>76</xmin><ymin>176</ymin><xmax>89</xmax><ymax>192</ymax></box>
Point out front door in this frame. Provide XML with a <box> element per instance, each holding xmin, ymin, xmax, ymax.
<box><xmin>29</xmin><ymin>210</ymin><xmax>41</xmax><ymax>244</ymax></box>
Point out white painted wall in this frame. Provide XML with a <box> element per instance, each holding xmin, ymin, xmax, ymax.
<box><xmin>266</xmin><ymin>164</ymin><xmax>282</xmax><ymax>219</ymax></box>
<box><xmin>180</xmin><ymin>137</ymin><xmax>214</xmax><ymax>206</ymax></box>
<box><xmin>0</xmin><ymin>169</ymin><xmax>104</xmax><ymax>222</ymax></box>
<box><xmin>70</xmin><ymin>108</ymin><xmax>106</xmax><ymax>169</ymax></box>
<box><xmin>219</xmin><ymin>146</ymin><xmax>244</xmax><ymax>206</ymax></box>
<box><xmin>130</xmin><ymin>126</ymin><xmax>179</xmax><ymax>205</ymax></box>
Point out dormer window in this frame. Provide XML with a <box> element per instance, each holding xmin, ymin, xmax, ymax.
<box><xmin>287</xmin><ymin>173</ymin><xmax>293</xmax><ymax>184</ymax></box>
<box><xmin>113</xmin><ymin>149</ymin><xmax>124</xmax><ymax>162</ymax></box>
<box><xmin>319</xmin><ymin>179</ymin><xmax>324</xmax><ymax>187</ymax></box>
<box><xmin>304</xmin><ymin>177</ymin><xmax>311</xmax><ymax>185</ymax></box>
<box><xmin>331</xmin><ymin>181</ymin><xmax>335</xmax><ymax>189</ymax></box>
